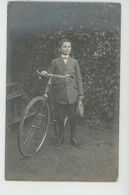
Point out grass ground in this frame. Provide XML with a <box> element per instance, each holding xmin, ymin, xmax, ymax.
<box><xmin>5</xmin><ymin>120</ymin><xmax>118</xmax><ymax>182</ymax></box>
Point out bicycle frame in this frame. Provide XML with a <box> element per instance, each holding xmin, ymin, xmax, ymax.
<box><xmin>39</xmin><ymin>72</ymin><xmax>70</xmax><ymax>126</ymax></box>
<box><xmin>43</xmin><ymin>76</ymin><xmax>52</xmax><ymax>98</ymax></box>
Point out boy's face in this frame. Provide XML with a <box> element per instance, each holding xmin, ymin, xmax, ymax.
<box><xmin>60</xmin><ymin>42</ymin><xmax>71</xmax><ymax>55</ymax></box>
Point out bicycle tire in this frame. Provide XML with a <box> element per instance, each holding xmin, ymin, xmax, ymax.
<box><xmin>18</xmin><ymin>96</ymin><xmax>50</xmax><ymax>157</ymax></box>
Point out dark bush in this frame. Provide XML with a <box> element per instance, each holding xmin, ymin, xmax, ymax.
<box><xmin>11</xmin><ymin>30</ymin><xmax>120</xmax><ymax>122</ymax></box>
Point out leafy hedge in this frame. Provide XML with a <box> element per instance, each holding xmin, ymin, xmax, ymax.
<box><xmin>11</xmin><ymin>30</ymin><xmax>120</xmax><ymax>122</ymax></box>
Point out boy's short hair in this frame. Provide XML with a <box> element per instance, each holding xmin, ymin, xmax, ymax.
<box><xmin>58</xmin><ymin>39</ymin><xmax>71</xmax><ymax>48</ymax></box>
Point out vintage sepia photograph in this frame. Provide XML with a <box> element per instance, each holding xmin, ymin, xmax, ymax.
<box><xmin>5</xmin><ymin>1</ymin><xmax>120</xmax><ymax>182</ymax></box>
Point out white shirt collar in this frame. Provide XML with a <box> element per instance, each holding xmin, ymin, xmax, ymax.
<box><xmin>61</xmin><ymin>54</ymin><xmax>69</xmax><ymax>59</ymax></box>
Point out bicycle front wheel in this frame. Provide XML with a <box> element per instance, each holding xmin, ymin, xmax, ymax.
<box><xmin>19</xmin><ymin>96</ymin><xmax>50</xmax><ymax>157</ymax></box>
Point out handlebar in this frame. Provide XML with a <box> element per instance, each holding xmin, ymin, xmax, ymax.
<box><xmin>37</xmin><ymin>70</ymin><xmax>72</xmax><ymax>79</ymax></box>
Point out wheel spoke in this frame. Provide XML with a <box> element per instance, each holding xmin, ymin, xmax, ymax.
<box><xmin>22</xmin><ymin>127</ymin><xmax>36</xmax><ymax>147</ymax></box>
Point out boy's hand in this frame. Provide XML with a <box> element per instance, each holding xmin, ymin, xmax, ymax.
<box><xmin>40</xmin><ymin>71</ymin><xmax>48</xmax><ymax>76</ymax></box>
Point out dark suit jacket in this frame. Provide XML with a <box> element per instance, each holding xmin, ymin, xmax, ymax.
<box><xmin>48</xmin><ymin>56</ymin><xmax>84</xmax><ymax>104</ymax></box>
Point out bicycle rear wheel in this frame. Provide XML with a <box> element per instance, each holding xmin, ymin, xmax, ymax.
<box><xmin>19</xmin><ymin>96</ymin><xmax>50</xmax><ymax>157</ymax></box>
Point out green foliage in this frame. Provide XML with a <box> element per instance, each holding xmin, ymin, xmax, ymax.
<box><xmin>12</xmin><ymin>30</ymin><xmax>120</xmax><ymax>122</ymax></box>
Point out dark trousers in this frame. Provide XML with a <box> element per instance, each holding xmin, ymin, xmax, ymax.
<box><xmin>55</xmin><ymin>103</ymin><xmax>77</xmax><ymax>138</ymax></box>
<box><xmin>55</xmin><ymin>103</ymin><xmax>77</xmax><ymax>121</ymax></box>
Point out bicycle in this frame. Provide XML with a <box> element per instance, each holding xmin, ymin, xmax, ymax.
<box><xmin>18</xmin><ymin>71</ymin><xmax>71</xmax><ymax>157</ymax></box>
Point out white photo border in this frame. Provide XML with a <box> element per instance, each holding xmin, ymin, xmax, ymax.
<box><xmin>0</xmin><ymin>0</ymin><xmax>129</xmax><ymax>195</ymax></box>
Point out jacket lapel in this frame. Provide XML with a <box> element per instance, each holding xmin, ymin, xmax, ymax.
<box><xmin>65</xmin><ymin>57</ymin><xmax>73</xmax><ymax>72</ymax></box>
<box><xmin>66</xmin><ymin>56</ymin><xmax>73</xmax><ymax>66</ymax></box>
<box><xmin>58</xmin><ymin>57</ymin><xmax>65</xmax><ymax>70</ymax></box>
<box><xmin>58</xmin><ymin>56</ymin><xmax>73</xmax><ymax>72</ymax></box>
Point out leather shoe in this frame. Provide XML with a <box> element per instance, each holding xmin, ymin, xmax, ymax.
<box><xmin>70</xmin><ymin>137</ymin><xmax>81</xmax><ymax>148</ymax></box>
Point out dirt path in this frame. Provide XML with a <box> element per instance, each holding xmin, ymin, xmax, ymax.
<box><xmin>5</xmin><ymin>121</ymin><xmax>118</xmax><ymax>181</ymax></box>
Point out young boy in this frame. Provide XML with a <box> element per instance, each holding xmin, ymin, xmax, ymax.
<box><xmin>41</xmin><ymin>39</ymin><xmax>84</xmax><ymax>148</ymax></box>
